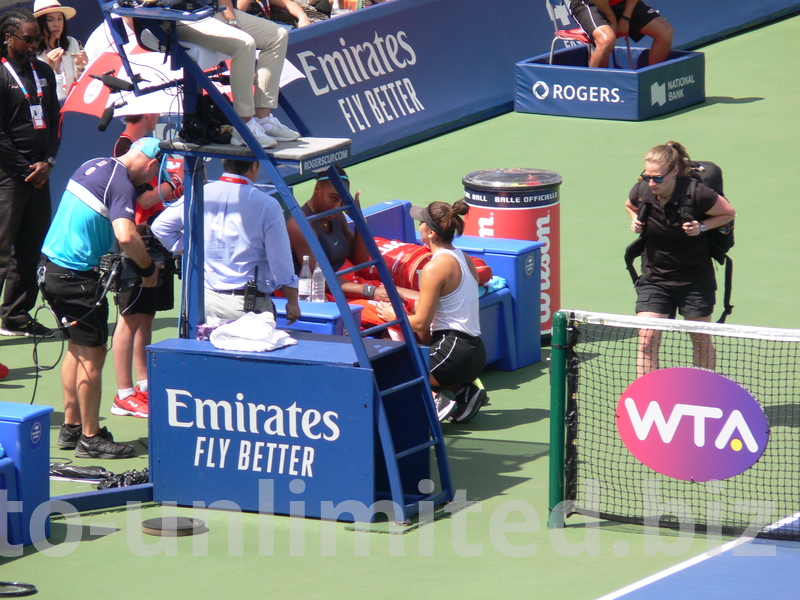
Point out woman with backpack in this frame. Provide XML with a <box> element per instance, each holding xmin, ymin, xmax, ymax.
<box><xmin>625</xmin><ymin>141</ymin><xmax>735</xmax><ymax>377</ymax></box>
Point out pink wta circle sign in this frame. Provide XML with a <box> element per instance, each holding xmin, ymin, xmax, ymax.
<box><xmin>616</xmin><ymin>368</ymin><xmax>769</xmax><ymax>482</ymax></box>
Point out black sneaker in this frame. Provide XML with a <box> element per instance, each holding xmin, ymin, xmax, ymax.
<box><xmin>0</xmin><ymin>320</ymin><xmax>56</xmax><ymax>338</ymax></box>
<box><xmin>451</xmin><ymin>383</ymin><xmax>487</xmax><ymax>423</ymax></box>
<box><xmin>75</xmin><ymin>427</ymin><xmax>135</xmax><ymax>459</ymax></box>
<box><xmin>57</xmin><ymin>423</ymin><xmax>82</xmax><ymax>450</ymax></box>
<box><xmin>433</xmin><ymin>392</ymin><xmax>457</xmax><ymax>422</ymax></box>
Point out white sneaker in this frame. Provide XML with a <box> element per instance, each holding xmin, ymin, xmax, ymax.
<box><xmin>231</xmin><ymin>118</ymin><xmax>277</xmax><ymax>149</ymax></box>
<box><xmin>433</xmin><ymin>392</ymin><xmax>457</xmax><ymax>423</ymax></box>
<box><xmin>256</xmin><ymin>113</ymin><xmax>300</xmax><ymax>142</ymax></box>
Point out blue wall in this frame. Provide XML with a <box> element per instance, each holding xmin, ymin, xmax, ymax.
<box><xmin>278</xmin><ymin>0</ymin><xmax>800</xmax><ymax>164</ymax></box>
<box><xmin>279</xmin><ymin>0</ymin><xmax>539</xmax><ymax>164</ymax></box>
<box><xmin>52</xmin><ymin>0</ymin><xmax>799</xmax><ymax>196</ymax></box>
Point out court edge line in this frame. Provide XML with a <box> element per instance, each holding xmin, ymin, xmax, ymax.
<box><xmin>594</xmin><ymin>536</ymin><xmax>753</xmax><ymax>600</ymax></box>
<box><xmin>762</xmin><ymin>512</ymin><xmax>800</xmax><ymax>532</ymax></box>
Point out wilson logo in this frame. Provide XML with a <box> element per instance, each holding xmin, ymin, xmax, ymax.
<box><xmin>536</xmin><ymin>213</ymin><xmax>552</xmax><ymax>326</ymax></box>
<box><xmin>616</xmin><ymin>368</ymin><xmax>769</xmax><ymax>482</ymax></box>
<box><xmin>478</xmin><ymin>213</ymin><xmax>494</xmax><ymax>237</ymax></box>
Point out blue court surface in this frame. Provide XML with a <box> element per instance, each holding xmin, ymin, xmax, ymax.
<box><xmin>598</xmin><ymin>537</ymin><xmax>800</xmax><ymax>600</ymax></box>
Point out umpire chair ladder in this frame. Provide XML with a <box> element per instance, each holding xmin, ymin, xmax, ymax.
<box><xmin>99</xmin><ymin>0</ymin><xmax>453</xmax><ymax>523</ymax></box>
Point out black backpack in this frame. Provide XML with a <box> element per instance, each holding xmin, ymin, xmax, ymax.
<box><xmin>179</xmin><ymin>95</ymin><xmax>233</xmax><ymax>146</ymax></box>
<box><xmin>624</xmin><ymin>160</ymin><xmax>734</xmax><ymax>323</ymax></box>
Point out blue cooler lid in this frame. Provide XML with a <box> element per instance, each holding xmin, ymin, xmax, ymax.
<box><xmin>0</xmin><ymin>401</ymin><xmax>54</xmax><ymax>423</ymax></box>
<box><xmin>455</xmin><ymin>234</ymin><xmax>543</xmax><ymax>256</ymax></box>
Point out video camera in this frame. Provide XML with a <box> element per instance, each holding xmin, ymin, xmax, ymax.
<box><xmin>98</xmin><ymin>243</ymin><xmax>172</xmax><ymax>293</ymax></box>
<box><xmin>98</xmin><ymin>253</ymin><xmax>144</xmax><ymax>293</ymax></box>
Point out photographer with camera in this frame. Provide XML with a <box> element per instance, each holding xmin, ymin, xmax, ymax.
<box><xmin>39</xmin><ymin>138</ymin><xmax>162</xmax><ymax>459</ymax></box>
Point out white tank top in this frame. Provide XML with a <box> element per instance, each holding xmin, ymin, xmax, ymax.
<box><xmin>430</xmin><ymin>248</ymin><xmax>481</xmax><ymax>337</ymax></box>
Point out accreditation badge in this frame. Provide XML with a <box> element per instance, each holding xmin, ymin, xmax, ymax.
<box><xmin>30</xmin><ymin>105</ymin><xmax>46</xmax><ymax>129</ymax></box>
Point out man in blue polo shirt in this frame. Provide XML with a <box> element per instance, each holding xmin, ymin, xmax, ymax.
<box><xmin>40</xmin><ymin>138</ymin><xmax>162</xmax><ymax>459</ymax></box>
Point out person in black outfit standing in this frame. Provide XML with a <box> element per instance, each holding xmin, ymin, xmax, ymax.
<box><xmin>625</xmin><ymin>141</ymin><xmax>735</xmax><ymax>377</ymax></box>
<box><xmin>0</xmin><ymin>8</ymin><xmax>60</xmax><ymax>338</ymax></box>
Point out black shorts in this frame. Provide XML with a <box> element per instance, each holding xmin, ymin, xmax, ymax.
<box><xmin>39</xmin><ymin>257</ymin><xmax>109</xmax><ymax>347</ymax></box>
<box><xmin>115</xmin><ymin>239</ymin><xmax>175</xmax><ymax>315</ymax></box>
<box><xmin>115</xmin><ymin>273</ymin><xmax>174</xmax><ymax>316</ymax></box>
<box><xmin>569</xmin><ymin>0</ymin><xmax>662</xmax><ymax>43</ymax></box>
<box><xmin>429</xmin><ymin>329</ymin><xmax>486</xmax><ymax>387</ymax></box>
<box><xmin>635</xmin><ymin>278</ymin><xmax>715</xmax><ymax>319</ymax></box>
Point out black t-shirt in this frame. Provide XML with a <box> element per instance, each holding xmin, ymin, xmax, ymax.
<box><xmin>629</xmin><ymin>177</ymin><xmax>719</xmax><ymax>285</ymax></box>
<box><xmin>0</xmin><ymin>57</ymin><xmax>61</xmax><ymax>179</ymax></box>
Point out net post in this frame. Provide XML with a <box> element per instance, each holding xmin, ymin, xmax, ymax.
<box><xmin>548</xmin><ymin>310</ymin><xmax>569</xmax><ymax>529</ymax></box>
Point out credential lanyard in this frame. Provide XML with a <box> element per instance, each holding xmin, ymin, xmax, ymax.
<box><xmin>220</xmin><ymin>174</ymin><xmax>250</xmax><ymax>185</ymax></box>
<box><xmin>2</xmin><ymin>57</ymin><xmax>43</xmax><ymax>104</ymax></box>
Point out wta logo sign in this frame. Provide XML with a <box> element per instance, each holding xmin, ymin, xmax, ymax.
<box><xmin>616</xmin><ymin>368</ymin><xmax>769</xmax><ymax>481</ymax></box>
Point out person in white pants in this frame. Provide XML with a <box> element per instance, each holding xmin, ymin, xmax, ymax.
<box><xmin>176</xmin><ymin>0</ymin><xmax>300</xmax><ymax>148</ymax></box>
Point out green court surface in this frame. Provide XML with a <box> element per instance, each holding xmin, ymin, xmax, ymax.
<box><xmin>1</xmin><ymin>14</ymin><xmax>799</xmax><ymax>600</ymax></box>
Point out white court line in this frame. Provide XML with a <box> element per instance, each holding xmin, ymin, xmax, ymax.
<box><xmin>594</xmin><ymin>536</ymin><xmax>753</xmax><ymax>600</ymax></box>
<box><xmin>596</xmin><ymin>512</ymin><xmax>800</xmax><ymax>600</ymax></box>
<box><xmin>761</xmin><ymin>512</ymin><xmax>800</xmax><ymax>533</ymax></box>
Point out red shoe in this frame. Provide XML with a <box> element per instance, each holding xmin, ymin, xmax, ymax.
<box><xmin>0</xmin><ymin>362</ymin><xmax>8</xmax><ymax>380</ymax></box>
<box><xmin>111</xmin><ymin>390</ymin><xmax>149</xmax><ymax>418</ymax></box>
<box><xmin>135</xmin><ymin>386</ymin><xmax>148</xmax><ymax>402</ymax></box>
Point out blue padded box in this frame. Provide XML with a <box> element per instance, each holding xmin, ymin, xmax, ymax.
<box><xmin>454</xmin><ymin>235</ymin><xmax>542</xmax><ymax>370</ymax></box>
<box><xmin>0</xmin><ymin>402</ymin><xmax>53</xmax><ymax>547</ymax></box>
<box><xmin>0</xmin><ymin>457</ymin><xmax>22</xmax><ymax>549</ymax></box>
<box><xmin>515</xmin><ymin>46</ymin><xmax>705</xmax><ymax>121</ymax></box>
<box><xmin>274</xmin><ymin>297</ymin><xmax>363</xmax><ymax>335</ymax></box>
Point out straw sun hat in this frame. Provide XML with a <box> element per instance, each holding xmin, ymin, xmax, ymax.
<box><xmin>32</xmin><ymin>0</ymin><xmax>77</xmax><ymax>20</ymax></box>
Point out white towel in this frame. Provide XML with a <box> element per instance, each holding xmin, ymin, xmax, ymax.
<box><xmin>209</xmin><ymin>312</ymin><xmax>297</xmax><ymax>352</ymax></box>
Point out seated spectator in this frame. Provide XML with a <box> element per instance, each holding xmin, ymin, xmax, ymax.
<box><xmin>84</xmin><ymin>3</ymin><xmax>300</xmax><ymax>149</ymax></box>
<box><xmin>376</xmin><ymin>200</ymin><xmax>488</xmax><ymax>424</ymax></box>
<box><xmin>311</xmin><ymin>0</ymin><xmax>385</xmax><ymax>16</ymax></box>
<box><xmin>175</xmin><ymin>0</ymin><xmax>300</xmax><ymax>148</ymax></box>
<box><xmin>569</xmin><ymin>0</ymin><xmax>673</xmax><ymax>68</ymax></box>
<box><xmin>237</xmin><ymin>0</ymin><xmax>317</xmax><ymax>28</ymax></box>
<box><xmin>34</xmin><ymin>0</ymin><xmax>87</xmax><ymax>100</ymax></box>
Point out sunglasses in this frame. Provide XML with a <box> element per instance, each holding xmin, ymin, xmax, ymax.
<box><xmin>640</xmin><ymin>172</ymin><xmax>669</xmax><ymax>184</ymax></box>
<box><xmin>10</xmin><ymin>33</ymin><xmax>43</xmax><ymax>45</ymax></box>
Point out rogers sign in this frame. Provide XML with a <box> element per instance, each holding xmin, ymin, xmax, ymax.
<box><xmin>531</xmin><ymin>81</ymin><xmax>622</xmax><ymax>103</ymax></box>
<box><xmin>616</xmin><ymin>368</ymin><xmax>769</xmax><ymax>482</ymax></box>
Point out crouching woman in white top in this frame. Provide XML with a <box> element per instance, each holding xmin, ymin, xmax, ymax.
<box><xmin>377</xmin><ymin>200</ymin><xmax>487</xmax><ymax>424</ymax></box>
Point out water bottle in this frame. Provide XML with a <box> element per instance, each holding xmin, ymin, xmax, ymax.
<box><xmin>331</xmin><ymin>0</ymin><xmax>349</xmax><ymax>16</ymax></box>
<box><xmin>298</xmin><ymin>255</ymin><xmax>312</xmax><ymax>301</ymax></box>
<box><xmin>311</xmin><ymin>264</ymin><xmax>326</xmax><ymax>302</ymax></box>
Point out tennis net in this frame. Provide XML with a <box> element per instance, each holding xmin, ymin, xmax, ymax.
<box><xmin>549</xmin><ymin>310</ymin><xmax>800</xmax><ymax>540</ymax></box>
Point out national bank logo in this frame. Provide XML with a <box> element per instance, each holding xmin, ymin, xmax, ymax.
<box><xmin>616</xmin><ymin>367</ymin><xmax>769</xmax><ymax>482</ymax></box>
<box><xmin>651</xmin><ymin>74</ymin><xmax>697</xmax><ymax>107</ymax></box>
<box><xmin>651</xmin><ymin>82</ymin><xmax>666</xmax><ymax>106</ymax></box>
